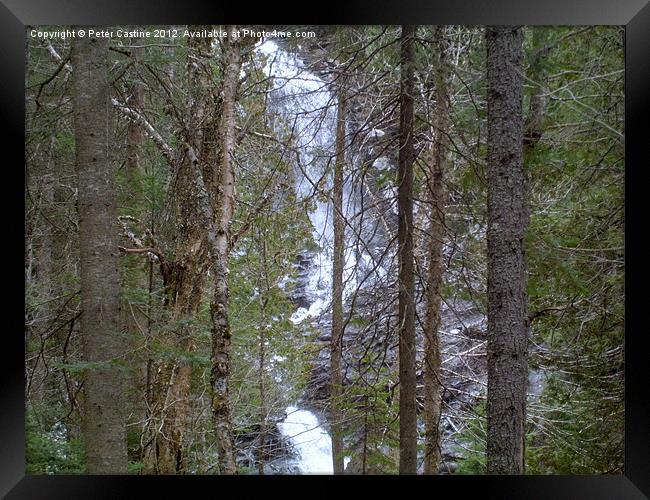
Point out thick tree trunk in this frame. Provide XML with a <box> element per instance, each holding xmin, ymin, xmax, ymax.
<box><xmin>485</xmin><ymin>25</ymin><xmax>529</xmax><ymax>475</ymax></box>
<box><xmin>210</xmin><ymin>26</ymin><xmax>241</xmax><ymax>475</ymax></box>
<box><xmin>397</xmin><ymin>24</ymin><xmax>417</xmax><ymax>475</ymax></box>
<box><xmin>331</xmin><ymin>81</ymin><xmax>346</xmax><ymax>475</ymax></box>
<box><xmin>423</xmin><ymin>26</ymin><xmax>449</xmax><ymax>476</ymax></box>
<box><xmin>142</xmin><ymin>260</ymin><xmax>204</xmax><ymax>474</ymax></box>
<box><xmin>142</xmin><ymin>32</ymin><xmax>211</xmax><ymax>476</ymax></box>
<box><xmin>71</xmin><ymin>34</ymin><xmax>128</xmax><ymax>474</ymax></box>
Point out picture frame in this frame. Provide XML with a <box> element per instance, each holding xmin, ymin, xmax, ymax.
<box><xmin>4</xmin><ymin>0</ymin><xmax>648</xmax><ymax>497</ymax></box>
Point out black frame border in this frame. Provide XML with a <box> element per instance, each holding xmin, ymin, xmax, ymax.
<box><xmin>3</xmin><ymin>1</ymin><xmax>649</xmax><ymax>498</ymax></box>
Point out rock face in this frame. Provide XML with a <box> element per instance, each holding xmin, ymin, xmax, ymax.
<box><xmin>290</xmin><ymin>251</ymin><xmax>317</xmax><ymax>309</ymax></box>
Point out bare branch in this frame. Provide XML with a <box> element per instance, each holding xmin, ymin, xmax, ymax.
<box><xmin>111</xmin><ymin>98</ymin><xmax>174</xmax><ymax>163</ymax></box>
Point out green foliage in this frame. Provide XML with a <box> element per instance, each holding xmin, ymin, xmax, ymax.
<box><xmin>522</xmin><ymin>25</ymin><xmax>624</xmax><ymax>474</ymax></box>
<box><xmin>455</xmin><ymin>402</ymin><xmax>487</xmax><ymax>475</ymax></box>
<box><xmin>336</xmin><ymin>353</ymin><xmax>401</xmax><ymax>474</ymax></box>
<box><xmin>52</xmin><ymin>358</ymin><xmax>131</xmax><ymax>375</ymax></box>
<box><xmin>26</xmin><ymin>407</ymin><xmax>85</xmax><ymax>474</ymax></box>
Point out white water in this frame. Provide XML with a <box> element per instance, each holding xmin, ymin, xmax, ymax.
<box><xmin>257</xmin><ymin>38</ymin><xmax>370</xmax><ymax>474</ymax></box>
<box><xmin>257</xmin><ymin>39</ymin><xmax>339</xmax><ymax>473</ymax></box>
<box><xmin>259</xmin><ymin>40</ymin><xmax>364</xmax><ymax>328</ymax></box>
<box><xmin>277</xmin><ymin>406</ymin><xmax>334</xmax><ymax>474</ymax></box>
<box><xmin>277</xmin><ymin>406</ymin><xmax>351</xmax><ymax>474</ymax></box>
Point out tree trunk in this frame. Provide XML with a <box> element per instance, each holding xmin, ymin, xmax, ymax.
<box><xmin>524</xmin><ymin>28</ymin><xmax>549</xmax><ymax>152</ymax></box>
<box><xmin>141</xmin><ymin>31</ymin><xmax>211</xmax><ymax>476</ymax></box>
<box><xmin>331</xmin><ymin>80</ymin><xmax>346</xmax><ymax>475</ymax></box>
<box><xmin>397</xmin><ymin>24</ymin><xmax>417</xmax><ymax>475</ymax></box>
<box><xmin>423</xmin><ymin>26</ymin><xmax>449</xmax><ymax>476</ymax></box>
<box><xmin>123</xmin><ymin>44</ymin><xmax>150</xmax><ymax>448</ymax></box>
<box><xmin>142</xmin><ymin>261</ymin><xmax>204</xmax><ymax>474</ymax></box>
<box><xmin>485</xmin><ymin>25</ymin><xmax>529</xmax><ymax>475</ymax></box>
<box><xmin>257</xmin><ymin>231</ymin><xmax>270</xmax><ymax>475</ymax></box>
<box><xmin>210</xmin><ymin>26</ymin><xmax>241</xmax><ymax>475</ymax></box>
<box><xmin>71</xmin><ymin>34</ymin><xmax>127</xmax><ymax>474</ymax></box>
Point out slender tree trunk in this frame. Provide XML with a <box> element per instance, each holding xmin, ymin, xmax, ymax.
<box><xmin>423</xmin><ymin>26</ymin><xmax>449</xmax><ymax>476</ymax></box>
<box><xmin>485</xmin><ymin>25</ymin><xmax>529</xmax><ymax>475</ymax></box>
<box><xmin>524</xmin><ymin>29</ymin><xmax>548</xmax><ymax>152</ymax></box>
<box><xmin>257</xmin><ymin>315</ymin><xmax>267</xmax><ymax>475</ymax></box>
<box><xmin>71</xmin><ymin>34</ymin><xmax>127</xmax><ymax>474</ymax></box>
<box><xmin>397</xmin><ymin>24</ymin><xmax>417</xmax><ymax>475</ymax></box>
<box><xmin>210</xmin><ymin>25</ymin><xmax>241</xmax><ymax>475</ymax></box>
<box><xmin>123</xmin><ymin>44</ymin><xmax>150</xmax><ymax>446</ymax></box>
<box><xmin>331</xmin><ymin>80</ymin><xmax>346</xmax><ymax>475</ymax></box>
<box><xmin>257</xmin><ymin>232</ymin><xmax>269</xmax><ymax>475</ymax></box>
<box><xmin>362</xmin><ymin>395</ymin><xmax>369</xmax><ymax>475</ymax></box>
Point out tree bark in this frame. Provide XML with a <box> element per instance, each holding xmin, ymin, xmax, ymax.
<box><xmin>71</xmin><ymin>34</ymin><xmax>127</xmax><ymax>474</ymax></box>
<box><xmin>397</xmin><ymin>24</ymin><xmax>417</xmax><ymax>475</ymax></box>
<box><xmin>210</xmin><ymin>25</ymin><xmax>242</xmax><ymax>475</ymax></box>
<box><xmin>123</xmin><ymin>44</ymin><xmax>150</xmax><ymax>449</ymax></box>
<box><xmin>423</xmin><ymin>26</ymin><xmax>449</xmax><ymax>476</ymax></box>
<box><xmin>142</xmin><ymin>256</ymin><xmax>204</xmax><ymax>474</ymax></box>
<box><xmin>257</xmin><ymin>230</ymin><xmax>270</xmax><ymax>475</ymax></box>
<box><xmin>142</xmin><ymin>30</ymin><xmax>211</xmax><ymax>476</ymax></box>
<box><xmin>331</xmin><ymin>80</ymin><xmax>346</xmax><ymax>475</ymax></box>
<box><xmin>485</xmin><ymin>25</ymin><xmax>529</xmax><ymax>475</ymax></box>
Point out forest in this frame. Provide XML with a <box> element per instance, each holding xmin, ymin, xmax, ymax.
<box><xmin>24</xmin><ymin>24</ymin><xmax>624</xmax><ymax>475</ymax></box>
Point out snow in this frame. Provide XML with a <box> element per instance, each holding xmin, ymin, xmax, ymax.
<box><xmin>270</xmin><ymin>354</ymin><xmax>286</xmax><ymax>364</ymax></box>
<box><xmin>373</xmin><ymin>156</ymin><xmax>391</xmax><ymax>171</ymax></box>
<box><xmin>290</xmin><ymin>297</ymin><xmax>328</xmax><ymax>324</ymax></box>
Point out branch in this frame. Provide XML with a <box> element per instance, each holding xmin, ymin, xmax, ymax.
<box><xmin>528</xmin><ymin>298</ymin><xmax>585</xmax><ymax>326</ymax></box>
<box><xmin>118</xmin><ymin>246</ymin><xmax>164</xmax><ymax>261</ymax></box>
<box><xmin>30</xmin><ymin>55</ymin><xmax>71</xmax><ymax>109</ymax></box>
<box><xmin>111</xmin><ymin>98</ymin><xmax>174</xmax><ymax>163</ymax></box>
<box><xmin>229</xmin><ymin>181</ymin><xmax>285</xmax><ymax>251</ymax></box>
<box><xmin>43</xmin><ymin>40</ymin><xmax>72</xmax><ymax>72</ymax></box>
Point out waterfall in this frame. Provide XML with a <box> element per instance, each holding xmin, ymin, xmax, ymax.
<box><xmin>259</xmin><ymin>40</ymin><xmax>335</xmax><ymax>313</ymax></box>
<box><xmin>258</xmin><ymin>39</ymin><xmax>338</xmax><ymax>474</ymax></box>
